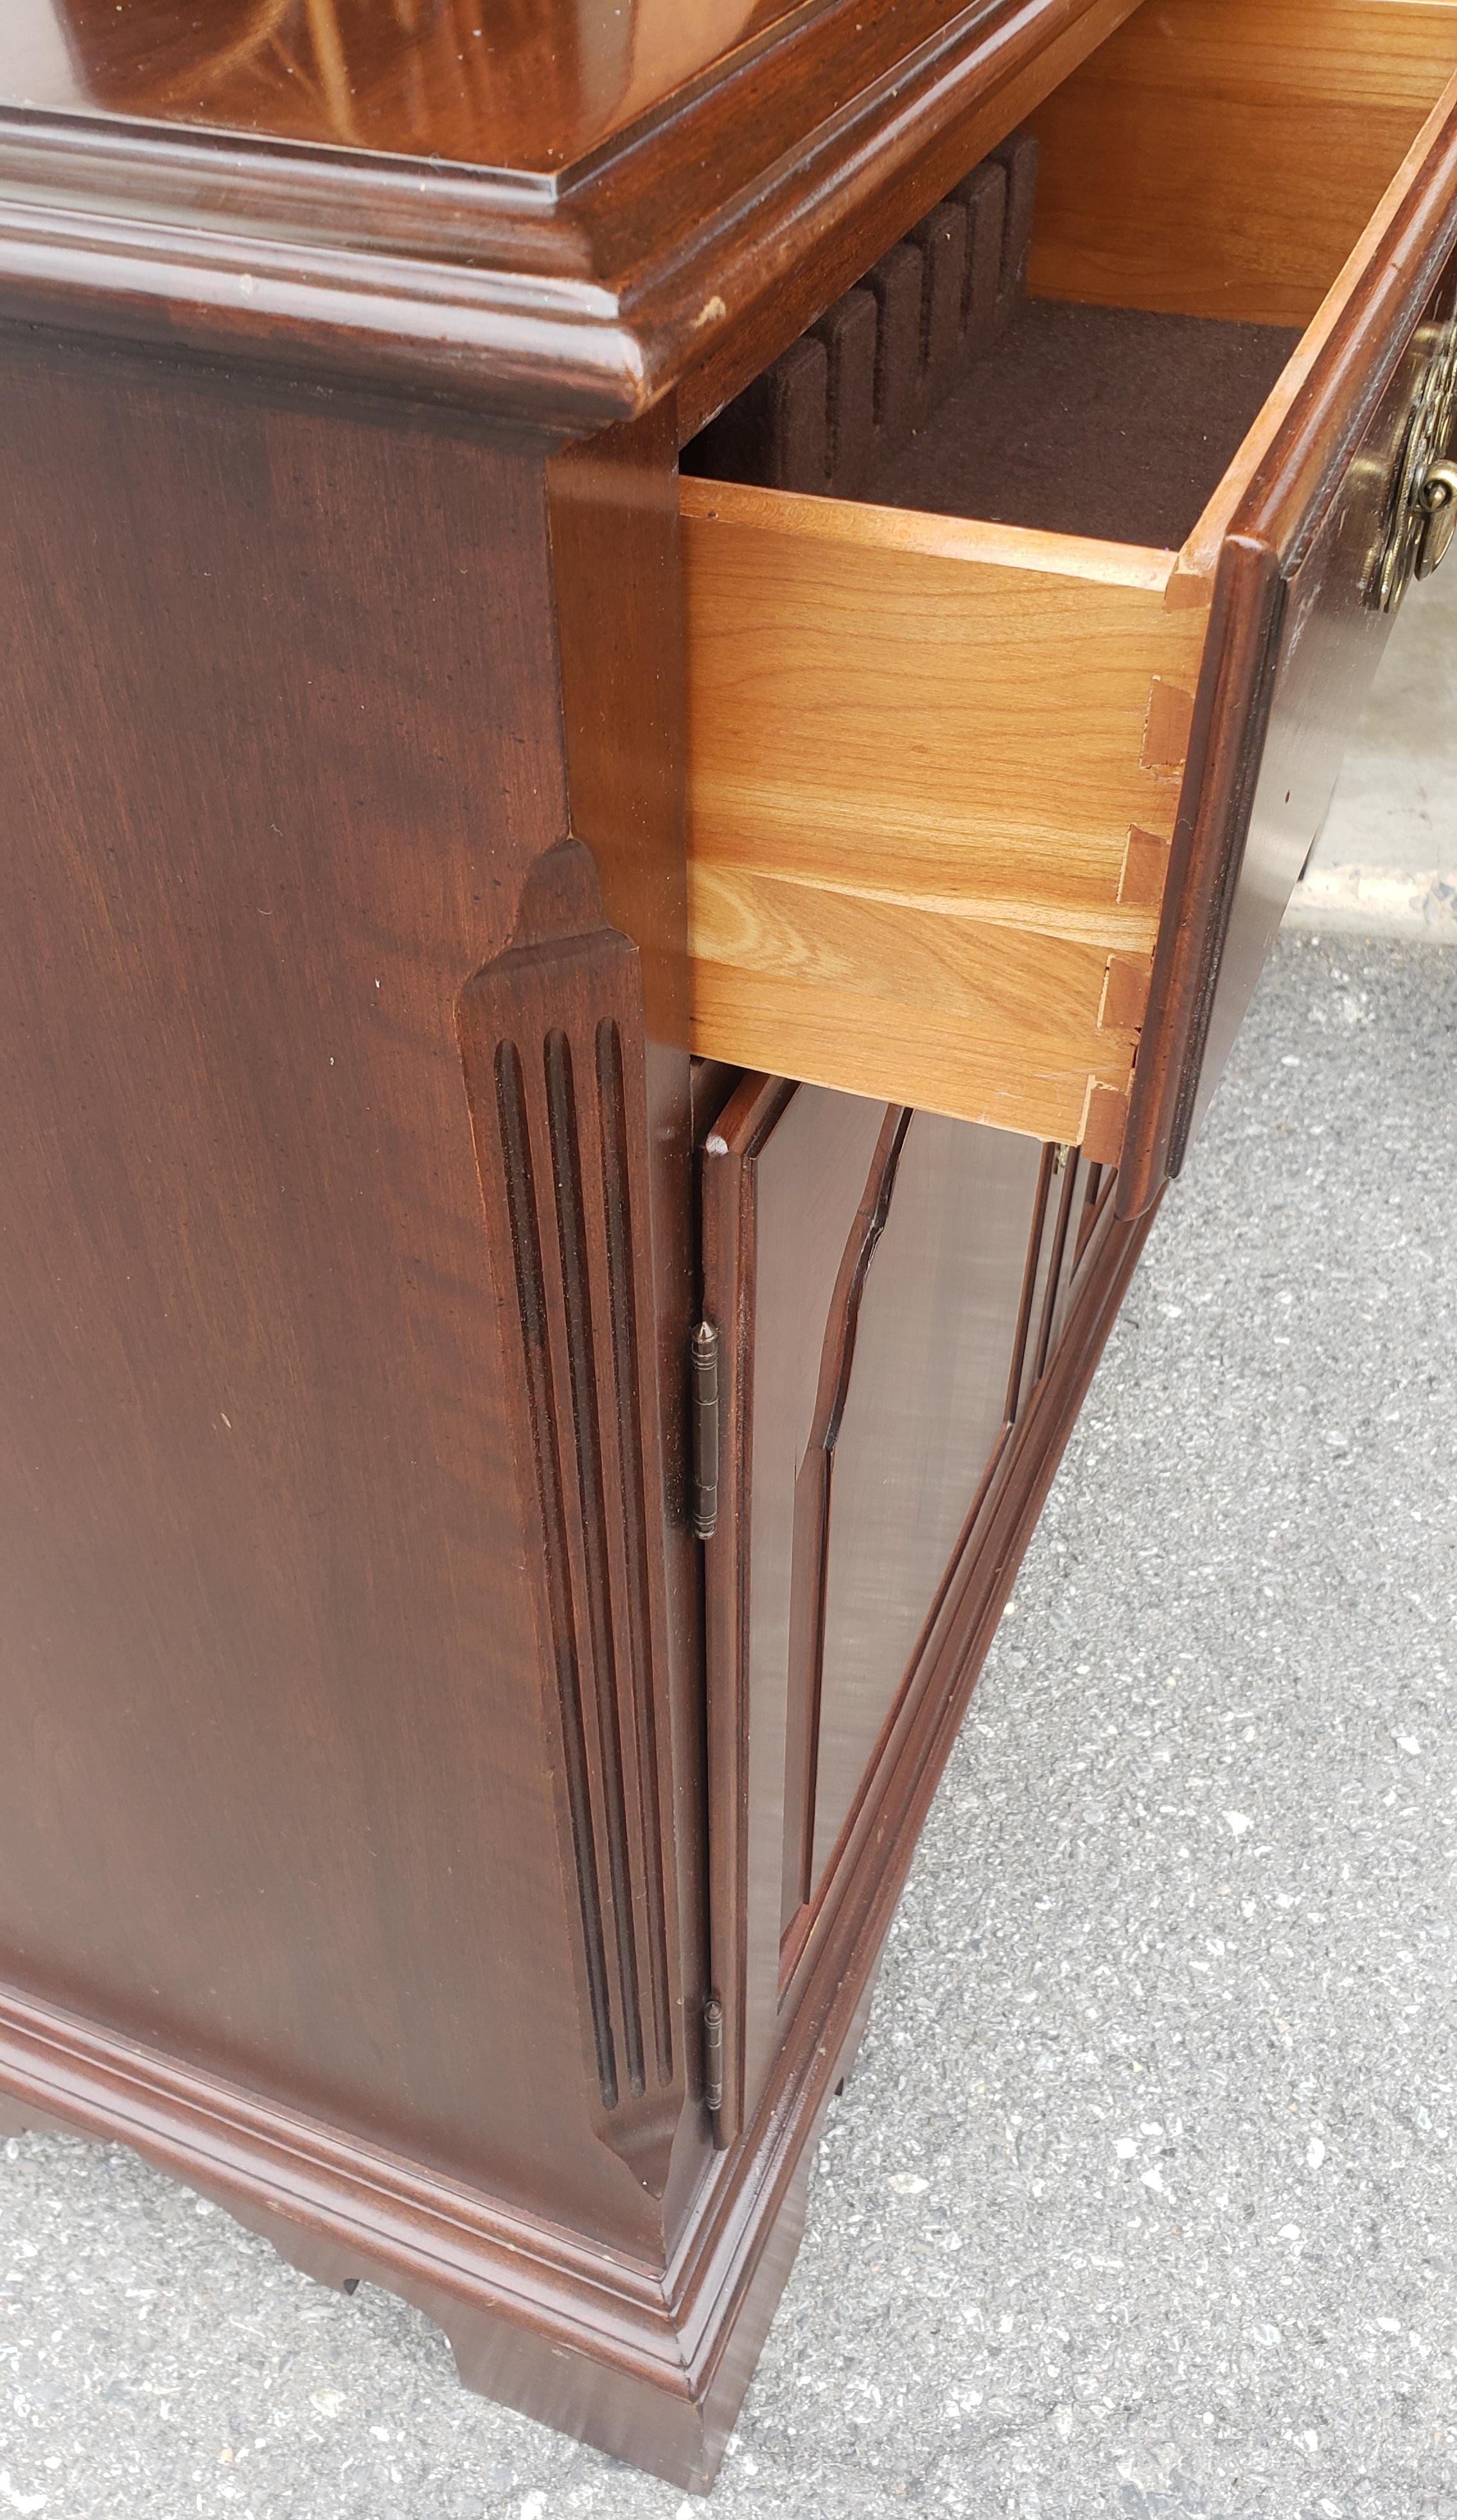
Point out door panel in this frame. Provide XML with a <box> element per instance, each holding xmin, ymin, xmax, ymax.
<box><xmin>701</xmin><ymin>1080</ymin><xmax>1048</xmax><ymax>2135</ymax></box>
<box><xmin>806</xmin><ymin>1115</ymin><xmax>1043</xmax><ymax>1891</ymax></box>
<box><xmin>700</xmin><ymin>1077</ymin><xmax>890</xmax><ymax>2134</ymax></box>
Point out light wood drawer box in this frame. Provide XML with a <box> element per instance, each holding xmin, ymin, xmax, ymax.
<box><xmin>681</xmin><ymin>0</ymin><xmax>1457</xmax><ymax>1186</ymax></box>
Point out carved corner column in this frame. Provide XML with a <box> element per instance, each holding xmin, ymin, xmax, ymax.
<box><xmin>459</xmin><ymin>400</ymin><xmax>708</xmax><ymax>2231</ymax></box>
<box><xmin>457</xmin><ymin>843</ymin><xmax>687</xmax><ymax>2192</ymax></box>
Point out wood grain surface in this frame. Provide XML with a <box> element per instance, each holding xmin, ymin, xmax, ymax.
<box><xmin>0</xmin><ymin>318</ymin><xmax>711</xmax><ymax>2375</ymax></box>
<box><xmin>682</xmin><ymin>479</ymin><xmax>1208</xmax><ymax>1148</ymax></box>
<box><xmin>7</xmin><ymin>0</ymin><xmax>1456</xmax><ymax>2485</ymax></box>
<box><xmin>0</xmin><ymin>0</ymin><xmax>1145</xmax><ymax>431</ymax></box>
<box><xmin>1027</xmin><ymin>0</ymin><xmax>1457</xmax><ymax>330</ymax></box>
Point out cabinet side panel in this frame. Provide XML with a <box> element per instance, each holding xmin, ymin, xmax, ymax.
<box><xmin>0</xmin><ymin>339</ymin><xmax>680</xmax><ymax>2246</ymax></box>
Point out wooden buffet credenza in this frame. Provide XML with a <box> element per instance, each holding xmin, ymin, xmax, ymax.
<box><xmin>1</xmin><ymin>0</ymin><xmax>1456</xmax><ymax>2489</ymax></box>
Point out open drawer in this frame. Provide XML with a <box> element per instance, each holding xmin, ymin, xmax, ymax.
<box><xmin>680</xmin><ymin>0</ymin><xmax>1457</xmax><ymax>1200</ymax></box>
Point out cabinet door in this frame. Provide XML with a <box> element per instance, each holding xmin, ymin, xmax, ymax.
<box><xmin>700</xmin><ymin>1079</ymin><xmax>1046</xmax><ymax>2136</ymax></box>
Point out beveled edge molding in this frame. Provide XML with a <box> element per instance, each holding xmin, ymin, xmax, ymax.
<box><xmin>0</xmin><ymin>1188</ymin><xmax>1158</xmax><ymax>2489</ymax></box>
<box><xmin>781</xmin><ymin>1107</ymin><xmax>913</xmax><ymax>1926</ymax></box>
<box><xmin>0</xmin><ymin>1975</ymin><xmax>723</xmax><ymax>2489</ymax></box>
<box><xmin>0</xmin><ymin>0</ymin><xmax>1142</xmax><ymax>425</ymax></box>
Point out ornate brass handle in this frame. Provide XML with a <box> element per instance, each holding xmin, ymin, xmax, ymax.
<box><xmin>1374</xmin><ymin>318</ymin><xmax>1457</xmax><ymax>609</ymax></box>
<box><xmin>1414</xmin><ymin>457</ymin><xmax>1457</xmax><ymax>581</ymax></box>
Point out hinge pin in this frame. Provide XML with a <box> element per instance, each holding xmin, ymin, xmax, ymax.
<box><xmin>702</xmin><ymin>1996</ymin><xmax>724</xmax><ymax>2117</ymax></box>
<box><xmin>691</xmin><ymin>1321</ymin><xmax>720</xmax><ymax>1540</ymax></box>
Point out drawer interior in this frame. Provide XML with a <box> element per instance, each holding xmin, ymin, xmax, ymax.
<box><xmin>681</xmin><ymin>0</ymin><xmax>1457</xmax><ymax>1152</ymax></box>
<box><xmin>859</xmin><ymin>299</ymin><xmax>1298</xmax><ymax>554</ymax></box>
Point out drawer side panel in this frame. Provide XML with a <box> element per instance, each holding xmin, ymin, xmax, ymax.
<box><xmin>683</xmin><ymin>484</ymin><xmax>1208</xmax><ymax>1147</ymax></box>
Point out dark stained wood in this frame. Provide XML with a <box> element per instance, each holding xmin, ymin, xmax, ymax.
<box><xmin>0</xmin><ymin>1138</ymin><xmax>1156</xmax><ymax>2492</ymax></box>
<box><xmin>711</xmin><ymin>1158</ymin><xmax>1161</xmax><ymax>2315</ymax></box>
<box><xmin>676</xmin><ymin>0</ymin><xmax>1147</xmax><ymax>440</ymax></box>
<box><xmin>0</xmin><ymin>339</ymin><xmax>588</xmax><ymax>2209</ymax></box>
<box><xmin>695</xmin><ymin>1070</ymin><xmax>793</xmax><ymax>2151</ymax></box>
<box><xmin>28</xmin><ymin>0</ymin><xmax>802</xmax><ymax>170</ymax></box>
<box><xmin>0</xmin><ymin>313</ymin><xmax>711</xmax><ymax>2461</ymax></box>
<box><xmin>546</xmin><ymin>408</ymin><xmax>704</xmax><ymax>2094</ymax></box>
<box><xmin>1040</xmin><ymin>1150</ymin><xmax>1115</xmax><ymax>1364</ymax></box>
<box><xmin>700</xmin><ymin>1079</ymin><xmax>887</xmax><ymax>2142</ymax></box>
<box><xmin>702</xmin><ymin>1085</ymin><xmax>1069</xmax><ymax>2138</ymax></box>
<box><xmin>804</xmin><ymin>1116</ymin><xmax>1045</xmax><ymax>1894</ymax></box>
<box><xmin>778</xmin><ymin>1108</ymin><xmax>912</xmax><ymax>1928</ymax></box>
<box><xmin>684</xmin><ymin>145</ymin><xmax>1025</xmax><ymax>500</ymax></box>
<box><xmin>455</xmin><ymin>839</ymin><xmax>685</xmax><ymax>2183</ymax></box>
<box><xmin>0</xmin><ymin>1974</ymin><xmax>743</xmax><ymax>2489</ymax></box>
<box><xmin>1026</xmin><ymin>1149</ymin><xmax>1084</xmax><ymax>1393</ymax></box>
<box><xmin>0</xmin><ymin>0</ymin><xmax>1145</xmax><ymax>429</ymax></box>
<box><xmin>1119</xmin><ymin>104</ymin><xmax>1457</xmax><ymax>1212</ymax></box>
<box><xmin>1176</xmin><ymin>258</ymin><xmax>1457</xmax><ymax>1165</ymax></box>
<box><xmin>6</xmin><ymin>0</ymin><xmax>1453</xmax><ymax>2492</ymax></box>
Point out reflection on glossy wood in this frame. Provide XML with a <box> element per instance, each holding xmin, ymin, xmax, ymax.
<box><xmin>805</xmin><ymin>1115</ymin><xmax>1044</xmax><ymax>1894</ymax></box>
<box><xmin>781</xmin><ymin>1107</ymin><xmax>912</xmax><ymax>1930</ymax></box>
<box><xmin>30</xmin><ymin>0</ymin><xmax>790</xmax><ymax>169</ymax></box>
<box><xmin>0</xmin><ymin>0</ymin><xmax>1145</xmax><ymax>432</ymax></box>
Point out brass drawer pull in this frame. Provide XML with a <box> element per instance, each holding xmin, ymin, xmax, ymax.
<box><xmin>1375</xmin><ymin>317</ymin><xmax>1457</xmax><ymax>608</ymax></box>
<box><xmin>1415</xmin><ymin>457</ymin><xmax>1457</xmax><ymax>581</ymax></box>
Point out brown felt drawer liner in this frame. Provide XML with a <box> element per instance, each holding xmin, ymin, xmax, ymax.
<box><xmin>865</xmin><ymin>301</ymin><xmax>1298</xmax><ymax>552</ymax></box>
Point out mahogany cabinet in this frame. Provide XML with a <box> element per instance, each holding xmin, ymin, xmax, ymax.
<box><xmin>0</xmin><ymin>0</ymin><xmax>1454</xmax><ymax>2491</ymax></box>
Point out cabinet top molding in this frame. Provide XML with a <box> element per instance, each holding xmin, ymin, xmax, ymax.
<box><xmin>0</xmin><ymin>0</ymin><xmax>1142</xmax><ymax>425</ymax></box>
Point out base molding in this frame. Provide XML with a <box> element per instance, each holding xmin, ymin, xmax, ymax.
<box><xmin>0</xmin><ymin>1199</ymin><xmax>1154</xmax><ymax>2490</ymax></box>
<box><xmin>0</xmin><ymin>1983</ymin><xmax>724</xmax><ymax>2487</ymax></box>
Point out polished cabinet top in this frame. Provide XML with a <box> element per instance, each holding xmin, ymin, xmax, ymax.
<box><xmin>8</xmin><ymin>0</ymin><xmax>800</xmax><ymax>176</ymax></box>
<box><xmin>0</xmin><ymin>0</ymin><xmax>1144</xmax><ymax>427</ymax></box>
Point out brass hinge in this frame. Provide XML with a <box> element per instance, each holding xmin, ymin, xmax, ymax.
<box><xmin>702</xmin><ymin>1996</ymin><xmax>725</xmax><ymax>2117</ymax></box>
<box><xmin>691</xmin><ymin>1321</ymin><xmax>720</xmax><ymax>1540</ymax></box>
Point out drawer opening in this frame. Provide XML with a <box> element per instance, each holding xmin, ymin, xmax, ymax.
<box><xmin>852</xmin><ymin>297</ymin><xmax>1300</xmax><ymax>556</ymax></box>
<box><xmin>683</xmin><ymin>126</ymin><xmax>1301</xmax><ymax>555</ymax></box>
<box><xmin>686</xmin><ymin>0</ymin><xmax>1457</xmax><ymax>556</ymax></box>
<box><xmin>680</xmin><ymin>0</ymin><xmax>1457</xmax><ymax>1148</ymax></box>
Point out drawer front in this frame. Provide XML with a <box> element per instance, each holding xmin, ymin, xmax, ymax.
<box><xmin>684</xmin><ymin>3</ymin><xmax>1457</xmax><ymax>1188</ymax></box>
<box><xmin>1174</xmin><ymin>277</ymin><xmax>1457</xmax><ymax>1174</ymax></box>
<box><xmin>1070</xmin><ymin>6</ymin><xmax>1457</xmax><ymax>1206</ymax></box>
